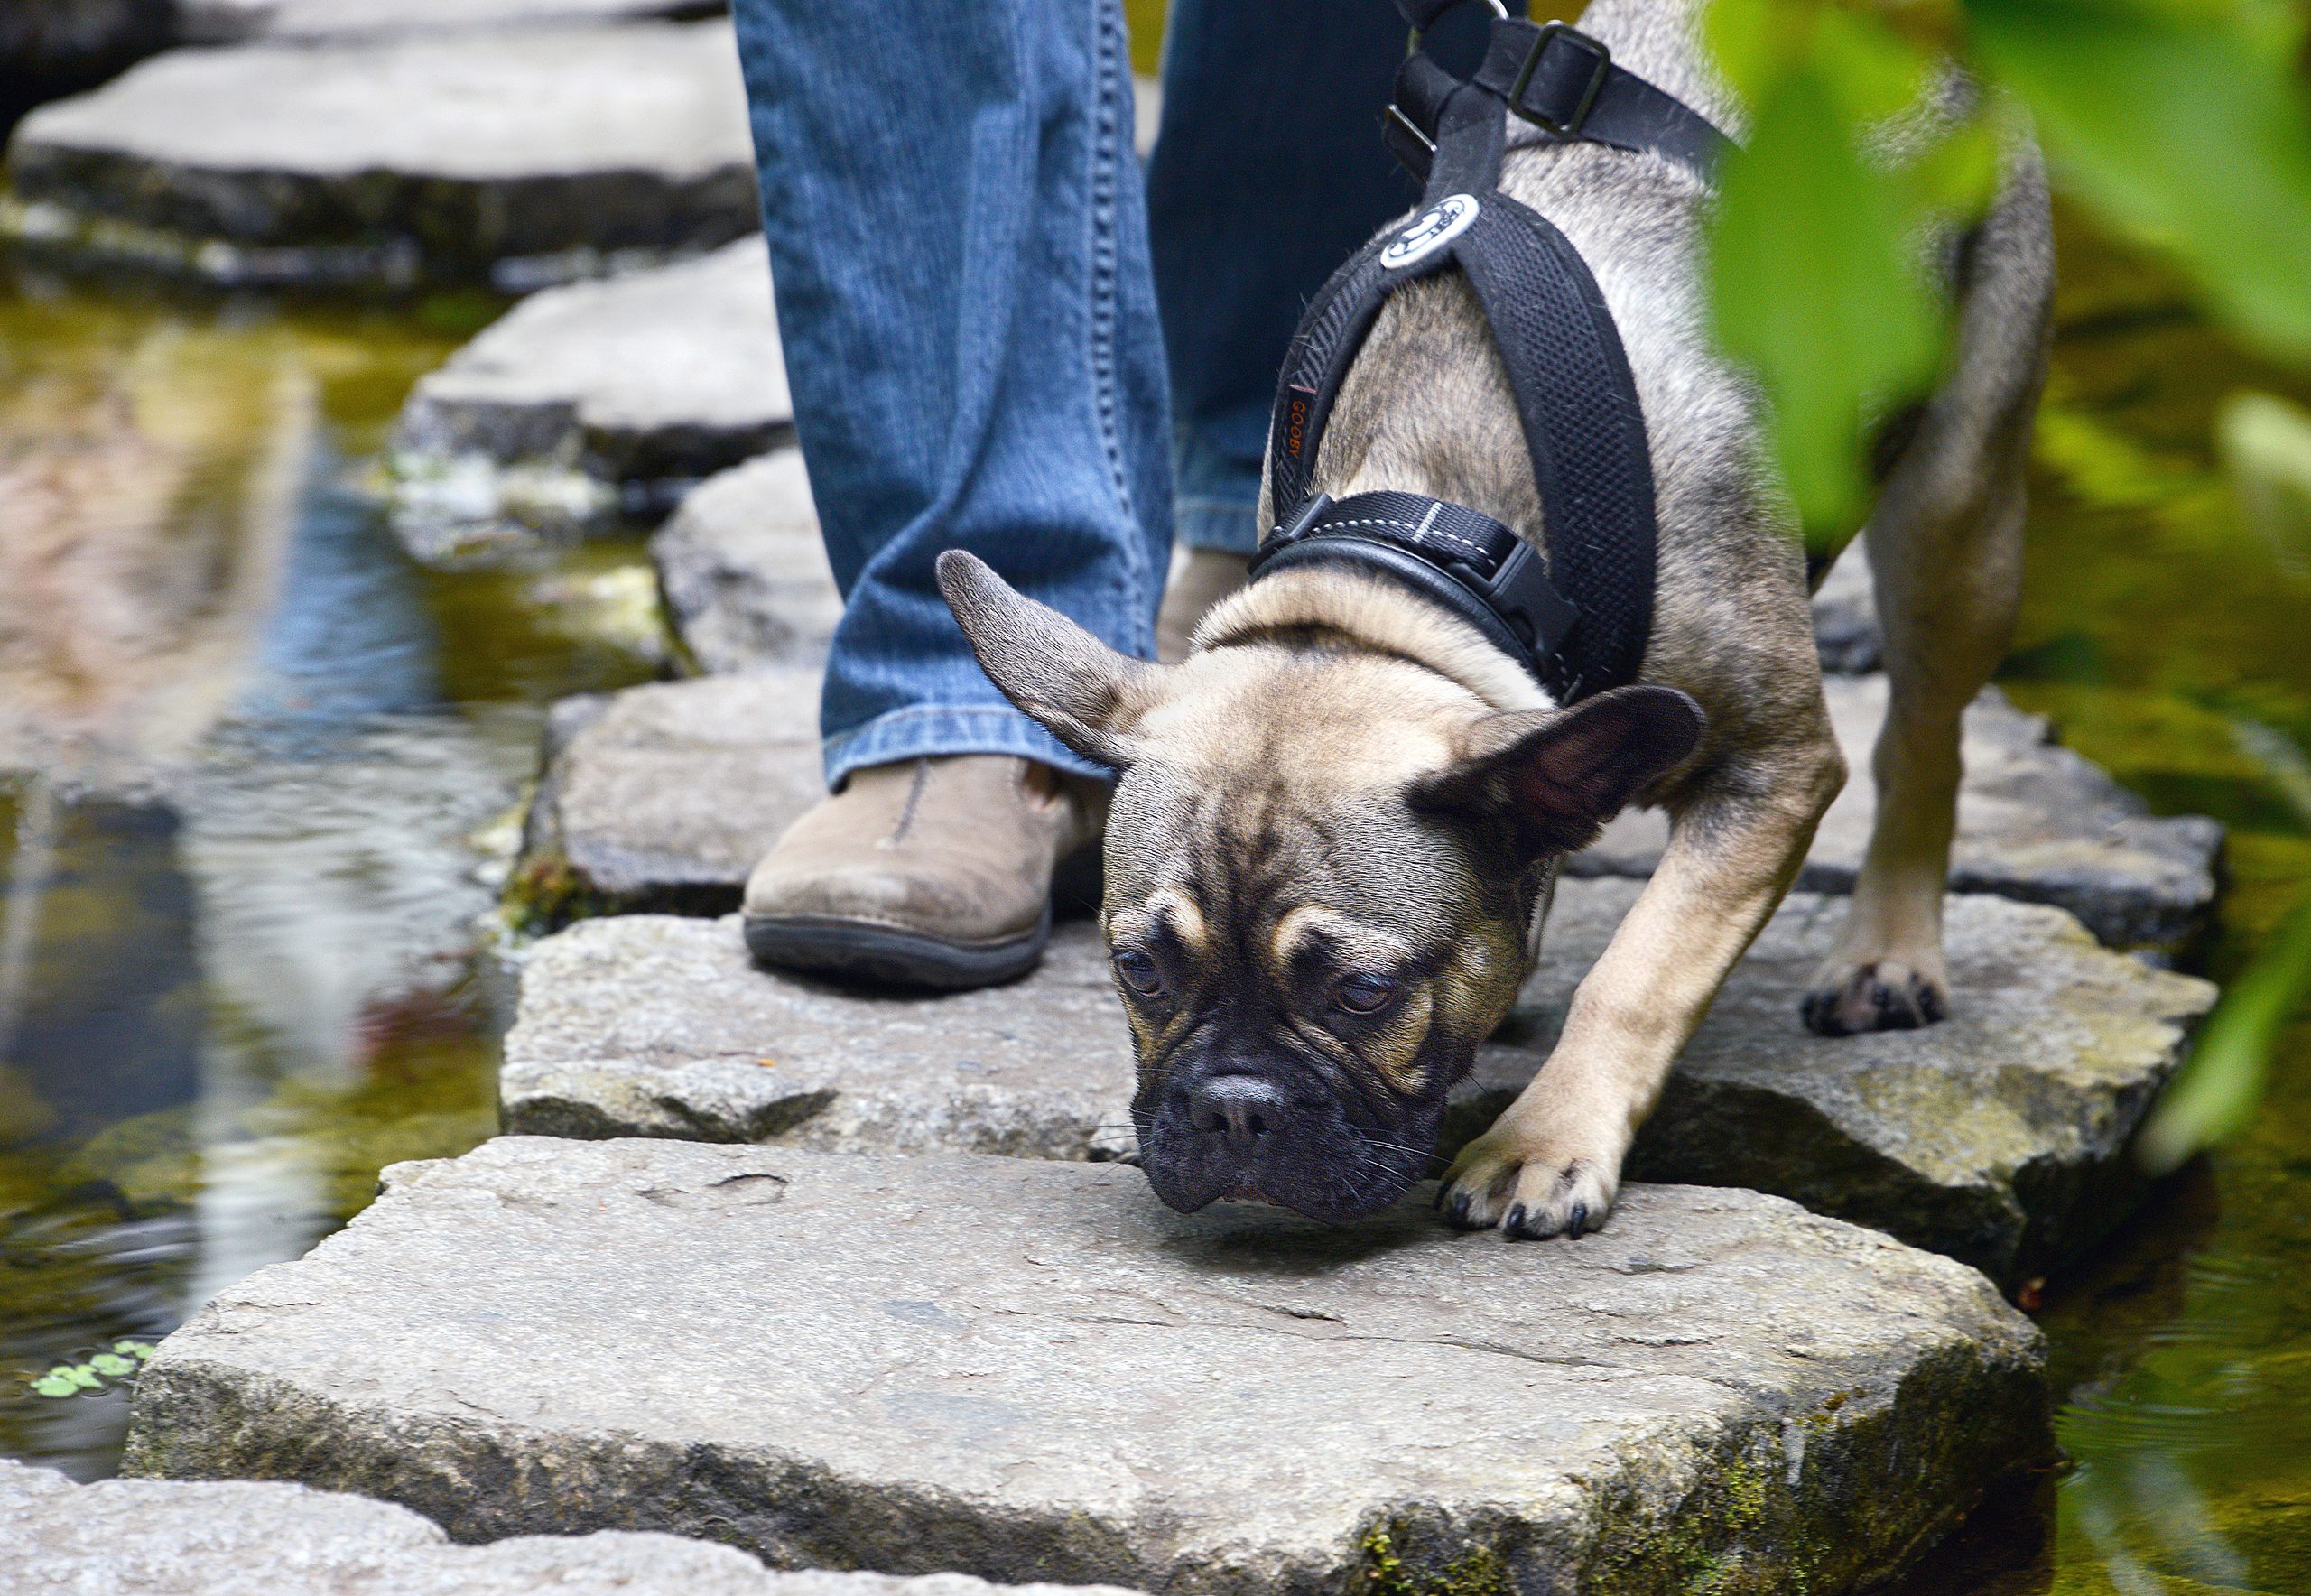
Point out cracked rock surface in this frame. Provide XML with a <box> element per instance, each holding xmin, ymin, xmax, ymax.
<box><xmin>0</xmin><ymin>1456</ymin><xmax>1138</xmax><ymax>1596</ymax></box>
<box><xmin>390</xmin><ymin>237</ymin><xmax>787</xmax><ymax>560</ymax></box>
<box><xmin>501</xmin><ymin>881</ymin><xmax>2212</xmax><ymax>1282</ymax></box>
<box><xmin>510</xmin><ymin>670</ymin><xmax>821</xmax><ymax>929</ymax></box>
<box><xmin>5</xmin><ymin>24</ymin><xmax>756</xmax><ymax>293</ymax></box>
<box><xmin>1576</xmin><ymin>678</ymin><xmax>2222</xmax><ymax>955</ymax></box>
<box><xmin>653</xmin><ymin>452</ymin><xmax>840</xmax><ymax>672</ymax></box>
<box><xmin>125</xmin><ymin>1138</ymin><xmax>2048</xmax><ymax>1596</ymax></box>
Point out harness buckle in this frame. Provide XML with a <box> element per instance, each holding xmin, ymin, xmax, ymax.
<box><xmin>1508</xmin><ymin>22</ymin><xmax>1611</xmax><ymax>138</ymax></box>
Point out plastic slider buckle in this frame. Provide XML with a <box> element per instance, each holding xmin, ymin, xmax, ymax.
<box><xmin>1509</xmin><ymin>22</ymin><xmax>1611</xmax><ymax>138</ymax></box>
<box><xmin>1485</xmin><ymin>540</ymin><xmax>1580</xmax><ymax>659</ymax></box>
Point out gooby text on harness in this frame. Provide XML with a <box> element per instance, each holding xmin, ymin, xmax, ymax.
<box><xmin>1250</xmin><ymin>1</ymin><xmax>1730</xmax><ymax>701</ymax></box>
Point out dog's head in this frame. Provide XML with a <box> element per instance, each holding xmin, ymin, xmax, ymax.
<box><xmin>938</xmin><ymin>552</ymin><xmax>1702</xmax><ymax>1221</ymax></box>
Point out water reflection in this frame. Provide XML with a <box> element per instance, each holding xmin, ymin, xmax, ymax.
<box><xmin>0</xmin><ymin>265</ymin><xmax>662</xmax><ymax>1477</ymax></box>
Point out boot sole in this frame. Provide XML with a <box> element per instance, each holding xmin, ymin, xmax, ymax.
<box><xmin>742</xmin><ymin>907</ymin><xmax>1052</xmax><ymax>991</ymax></box>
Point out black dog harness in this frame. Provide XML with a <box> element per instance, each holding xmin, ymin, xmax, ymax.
<box><xmin>1251</xmin><ymin>2</ymin><xmax>1731</xmax><ymax>701</ymax></box>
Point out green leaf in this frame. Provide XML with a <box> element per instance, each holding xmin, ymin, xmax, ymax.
<box><xmin>89</xmin><ymin>1354</ymin><xmax>135</xmax><ymax>1378</ymax></box>
<box><xmin>31</xmin><ymin>1373</ymin><xmax>79</xmax><ymax>1398</ymax></box>
<box><xmin>65</xmin><ymin>1364</ymin><xmax>101</xmax><ymax>1389</ymax></box>
<box><xmin>114</xmin><ymin>1340</ymin><xmax>157</xmax><ymax>1360</ymax></box>
<box><xmin>1708</xmin><ymin>61</ymin><xmax>1946</xmax><ymax>550</ymax></box>
<box><xmin>1969</xmin><ymin>0</ymin><xmax>2311</xmax><ymax>362</ymax></box>
<box><xmin>2138</xmin><ymin>882</ymin><xmax>2311</xmax><ymax>1174</ymax></box>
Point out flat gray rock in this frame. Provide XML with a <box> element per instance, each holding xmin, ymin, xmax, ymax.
<box><xmin>390</xmin><ymin>238</ymin><xmax>789</xmax><ymax>561</ymax></box>
<box><xmin>504</xmin><ymin>914</ymin><xmax>1129</xmax><ymax>1155</ymax></box>
<box><xmin>501</xmin><ymin>880</ymin><xmax>2213</xmax><ymax>1282</ymax></box>
<box><xmin>1811</xmin><ymin>542</ymin><xmax>1880</xmax><ymax>673</ymax></box>
<box><xmin>0</xmin><ymin>1456</ymin><xmax>1137</xmax><ymax>1596</ymax></box>
<box><xmin>181</xmin><ymin>0</ymin><xmax>720</xmax><ymax>44</ymax></box>
<box><xmin>1468</xmin><ymin>879</ymin><xmax>2214</xmax><ymax>1284</ymax></box>
<box><xmin>654</xmin><ymin>452</ymin><xmax>841</xmax><ymax>672</ymax></box>
<box><xmin>125</xmin><ymin>1138</ymin><xmax>2049</xmax><ymax>1595</ymax></box>
<box><xmin>1574</xmin><ymin>676</ymin><xmax>2223</xmax><ymax>955</ymax></box>
<box><xmin>4</xmin><ymin>23</ymin><xmax>756</xmax><ymax>291</ymax></box>
<box><xmin>509</xmin><ymin>670</ymin><xmax>821</xmax><ymax>930</ymax></box>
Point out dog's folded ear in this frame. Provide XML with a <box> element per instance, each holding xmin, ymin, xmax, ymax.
<box><xmin>936</xmin><ymin>549</ymin><xmax>1168</xmax><ymax>770</ymax></box>
<box><xmin>1410</xmin><ymin>684</ymin><xmax>1706</xmax><ymax>857</ymax></box>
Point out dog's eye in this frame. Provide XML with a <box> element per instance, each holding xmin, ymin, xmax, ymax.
<box><xmin>1112</xmin><ymin>948</ymin><xmax>1165</xmax><ymax>998</ymax></box>
<box><xmin>1334</xmin><ymin>972</ymin><xmax>1400</xmax><ymax>1015</ymax></box>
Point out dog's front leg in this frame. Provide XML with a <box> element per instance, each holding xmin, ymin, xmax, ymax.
<box><xmin>1442</xmin><ymin>748</ymin><xmax>1842</xmax><ymax>1237</ymax></box>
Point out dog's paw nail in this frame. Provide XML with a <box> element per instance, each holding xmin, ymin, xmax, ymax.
<box><xmin>1566</xmin><ymin>1201</ymin><xmax>1590</xmax><ymax>1239</ymax></box>
<box><xmin>1446</xmin><ymin>1191</ymin><xmax>1477</xmax><ymax>1229</ymax></box>
<box><xmin>1502</xmin><ymin>1202</ymin><xmax>1528</xmax><ymax>1238</ymax></box>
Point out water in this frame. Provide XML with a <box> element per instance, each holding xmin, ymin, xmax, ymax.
<box><xmin>1</xmin><ymin>208</ymin><xmax>2308</xmax><ymax>1590</ymax></box>
<box><xmin>0</xmin><ymin>259</ymin><xmax>664</xmax><ymax>1479</ymax></box>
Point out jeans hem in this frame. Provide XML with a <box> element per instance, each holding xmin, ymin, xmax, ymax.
<box><xmin>1176</xmin><ymin>494</ymin><xmax>1260</xmax><ymax>553</ymax></box>
<box><xmin>822</xmin><ymin>705</ymin><xmax>1115</xmax><ymax>788</ymax></box>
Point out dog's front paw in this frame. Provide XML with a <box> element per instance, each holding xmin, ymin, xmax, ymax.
<box><xmin>1437</xmin><ymin>1119</ymin><xmax>1620</xmax><ymax>1240</ymax></box>
<box><xmin>1801</xmin><ymin>958</ymin><xmax>1949</xmax><ymax>1036</ymax></box>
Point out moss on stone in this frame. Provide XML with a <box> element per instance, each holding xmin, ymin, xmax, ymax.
<box><xmin>502</xmin><ymin>849</ymin><xmax>610</xmax><ymax>936</ymax></box>
<box><xmin>1358</xmin><ymin>1524</ymin><xmax>1514</xmax><ymax>1596</ymax></box>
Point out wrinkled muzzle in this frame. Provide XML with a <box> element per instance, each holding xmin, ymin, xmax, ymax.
<box><xmin>1129</xmin><ymin>1049</ymin><xmax>1446</xmax><ymax>1222</ymax></box>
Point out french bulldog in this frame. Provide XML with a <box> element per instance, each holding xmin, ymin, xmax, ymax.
<box><xmin>937</xmin><ymin>0</ymin><xmax>2052</xmax><ymax>1236</ymax></box>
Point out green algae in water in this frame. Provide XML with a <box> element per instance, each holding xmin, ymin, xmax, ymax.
<box><xmin>0</xmin><ymin>258</ymin><xmax>662</xmax><ymax>1480</ymax></box>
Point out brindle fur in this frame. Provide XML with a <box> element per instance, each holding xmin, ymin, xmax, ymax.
<box><xmin>939</xmin><ymin>0</ymin><xmax>2053</xmax><ymax>1234</ymax></box>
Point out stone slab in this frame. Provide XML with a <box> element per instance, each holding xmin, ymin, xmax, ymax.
<box><xmin>501</xmin><ymin>879</ymin><xmax>2213</xmax><ymax>1283</ymax></box>
<box><xmin>0</xmin><ymin>1456</ymin><xmax>1137</xmax><ymax>1596</ymax></box>
<box><xmin>1575</xmin><ymin>676</ymin><xmax>2223</xmax><ymax>955</ymax></box>
<box><xmin>1811</xmin><ymin>542</ymin><xmax>1880</xmax><ymax>673</ymax></box>
<box><xmin>1467</xmin><ymin>878</ymin><xmax>2214</xmax><ymax>1285</ymax></box>
<box><xmin>654</xmin><ymin>452</ymin><xmax>841</xmax><ymax>672</ymax></box>
<box><xmin>508</xmin><ymin>669</ymin><xmax>821</xmax><ymax>930</ymax></box>
<box><xmin>181</xmin><ymin>0</ymin><xmax>721</xmax><ymax>45</ymax></box>
<box><xmin>3</xmin><ymin>23</ymin><xmax>756</xmax><ymax>291</ymax></box>
<box><xmin>390</xmin><ymin>238</ymin><xmax>789</xmax><ymax>561</ymax></box>
<box><xmin>124</xmin><ymin>1137</ymin><xmax>2050</xmax><ymax>1594</ymax></box>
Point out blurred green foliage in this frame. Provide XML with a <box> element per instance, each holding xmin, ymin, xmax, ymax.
<box><xmin>1702</xmin><ymin>0</ymin><xmax>2311</xmax><ymax>1168</ymax></box>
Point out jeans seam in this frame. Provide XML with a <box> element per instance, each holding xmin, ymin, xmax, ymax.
<box><xmin>1086</xmin><ymin>0</ymin><xmax>1151</xmax><ymax>656</ymax></box>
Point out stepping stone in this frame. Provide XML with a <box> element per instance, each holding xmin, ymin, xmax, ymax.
<box><xmin>654</xmin><ymin>452</ymin><xmax>840</xmax><ymax>673</ymax></box>
<box><xmin>181</xmin><ymin>0</ymin><xmax>721</xmax><ymax>45</ymax></box>
<box><xmin>1468</xmin><ymin>878</ymin><xmax>2214</xmax><ymax>1285</ymax></box>
<box><xmin>125</xmin><ymin>1137</ymin><xmax>2051</xmax><ymax>1595</ymax></box>
<box><xmin>508</xmin><ymin>670</ymin><xmax>820</xmax><ymax>931</ymax></box>
<box><xmin>1811</xmin><ymin>542</ymin><xmax>1880</xmax><ymax>673</ymax></box>
<box><xmin>500</xmin><ymin>880</ymin><xmax>2214</xmax><ymax>1284</ymax></box>
<box><xmin>0</xmin><ymin>1457</ymin><xmax>1137</xmax><ymax>1596</ymax></box>
<box><xmin>390</xmin><ymin>238</ymin><xmax>788</xmax><ymax>561</ymax></box>
<box><xmin>1574</xmin><ymin>676</ymin><xmax>2223</xmax><ymax>956</ymax></box>
<box><xmin>3</xmin><ymin>23</ymin><xmax>756</xmax><ymax>292</ymax></box>
<box><xmin>506</xmin><ymin>664</ymin><xmax>2218</xmax><ymax>965</ymax></box>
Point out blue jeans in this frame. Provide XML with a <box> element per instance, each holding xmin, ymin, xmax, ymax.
<box><xmin>733</xmin><ymin>0</ymin><xmax>1419</xmax><ymax>784</ymax></box>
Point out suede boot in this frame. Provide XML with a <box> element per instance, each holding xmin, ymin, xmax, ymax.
<box><xmin>743</xmin><ymin>755</ymin><xmax>1100</xmax><ymax>988</ymax></box>
<box><xmin>1155</xmin><ymin>547</ymin><xmax>1251</xmax><ymax>663</ymax></box>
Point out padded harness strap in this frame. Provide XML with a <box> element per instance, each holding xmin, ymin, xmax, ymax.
<box><xmin>1256</xmin><ymin>6</ymin><xmax>1728</xmax><ymax>701</ymax></box>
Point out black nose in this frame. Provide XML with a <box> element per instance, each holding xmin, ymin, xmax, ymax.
<box><xmin>1187</xmin><ymin>1074</ymin><xmax>1286</xmax><ymax>1151</ymax></box>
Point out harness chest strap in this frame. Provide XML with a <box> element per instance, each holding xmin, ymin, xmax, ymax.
<box><xmin>1253</xmin><ymin>7</ymin><xmax>1731</xmax><ymax>703</ymax></box>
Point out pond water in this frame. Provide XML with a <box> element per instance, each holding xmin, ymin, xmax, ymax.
<box><xmin>0</xmin><ymin>209</ymin><xmax>2307</xmax><ymax>1594</ymax></box>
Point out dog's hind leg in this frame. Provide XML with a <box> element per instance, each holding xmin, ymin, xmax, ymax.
<box><xmin>1801</xmin><ymin>149</ymin><xmax>2055</xmax><ymax>1035</ymax></box>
